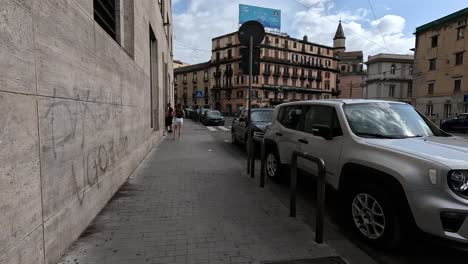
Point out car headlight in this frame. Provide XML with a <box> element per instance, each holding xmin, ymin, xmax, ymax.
<box><xmin>448</xmin><ymin>170</ymin><xmax>468</xmax><ymax>198</ymax></box>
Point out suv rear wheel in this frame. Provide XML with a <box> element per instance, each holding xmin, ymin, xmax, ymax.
<box><xmin>348</xmin><ymin>184</ymin><xmax>402</xmax><ymax>248</ymax></box>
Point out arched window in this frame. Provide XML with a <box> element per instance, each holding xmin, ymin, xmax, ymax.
<box><xmin>390</xmin><ymin>64</ymin><xmax>396</xmax><ymax>74</ymax></box>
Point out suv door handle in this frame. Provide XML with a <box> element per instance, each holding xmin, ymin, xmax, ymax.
<box><xmin>298</xmin><ymin>139</ymin><xmax>309</xmax><ymax>144</ymax></box>
<box><xmin>275</xmin><ymin>132</ymin><xmax>283</xmax><ymax>136</ymax></box>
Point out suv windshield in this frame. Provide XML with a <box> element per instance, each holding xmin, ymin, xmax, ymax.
<box><xmin>343</xmin><ymin>103</ymin><xmax>444</xmax><ymax>139</ymax></box>
<box><xmin>251</xmin><ymin>110</ymin><xmax>273</xmax><ymax>122</ymax></box>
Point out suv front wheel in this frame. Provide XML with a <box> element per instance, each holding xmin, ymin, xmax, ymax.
<box><xmin>265</xmin><ymin>147</ymin><xmax>282</xmax><ymax>180</ymax></box>
<box><xmin>348</xmin><ymin>184</ymin><xmax>402</xmax><ymax>248</ymax></box>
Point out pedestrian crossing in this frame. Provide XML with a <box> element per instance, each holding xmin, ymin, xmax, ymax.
<box><xmin>206</xmin><ymin>126</ymin><xmax>231</xmax><ymax>132</ymax></box>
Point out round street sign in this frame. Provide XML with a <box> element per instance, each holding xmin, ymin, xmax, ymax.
<box><xmin>238</xmin><ymin>20</ymin><xmax>265</xmax><ymax>47</ymax></box>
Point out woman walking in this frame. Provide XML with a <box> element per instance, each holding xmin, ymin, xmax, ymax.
<box><xmin>173</xmin><ymin>104</ymin><xmax>185</xmax><ymax>140</ymax></box>
<box><xmin>165</xmin><ymin>103</ymin><xmax>174</xmax><ymax>135</ymax></box>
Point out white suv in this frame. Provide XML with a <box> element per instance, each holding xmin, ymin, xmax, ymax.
<box><xmin>263</xmin><ymin>99</ymin><xmax>468</xmax><ymax>247</ymax></box>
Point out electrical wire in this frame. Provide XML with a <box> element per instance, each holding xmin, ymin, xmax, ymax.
<box><xmin>367</xmin><ymin>0</ymin><xmax>391</xmax><ymax>53</ymax></box>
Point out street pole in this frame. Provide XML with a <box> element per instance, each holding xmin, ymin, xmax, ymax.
<box><xmin>247</xmin><ymin>36</ymin><xmax>253</xmax><ymax>175</ymax></box>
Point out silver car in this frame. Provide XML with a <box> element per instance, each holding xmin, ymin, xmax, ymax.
<box><xmin>263</xmin><ymin>99</ymin><xmax>468</xmax><ymax>247</ymax></box>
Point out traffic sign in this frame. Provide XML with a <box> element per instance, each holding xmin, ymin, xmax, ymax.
<box><xmin>195</xmin><ymin>91</ymin><xmax>203</xmax><ymax>98</ymax></box>
<box><xmin>238</xmin><ymin>21</ymin><xmax>265</xmax><ymax>47</ymax></box>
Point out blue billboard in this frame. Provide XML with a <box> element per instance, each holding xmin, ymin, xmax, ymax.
<box><xmin>239</xmin><ymin>4</ymin><xmax>281</xmax><ymax>30</ymax></box>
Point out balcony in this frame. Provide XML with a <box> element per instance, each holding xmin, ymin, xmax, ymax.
<box><xmin>316</xmin><ymin>76</ymin><xmax>322</xmax><ymax>82</ymax></box>
<box><xmin>282</xmin><ymin>72</ymin><xmax>290</xmax><ymax>78</ymax></box>
<box><xmin>291</xmin><ymin>73</ymin><xmax>298</xmax><ymax>79</ymax></box>
<box><xmin>224</xmin><ymin>68</ymin><xmax>233</xmax><ymax>76</ymax></box>
<box><xmin>263</xmin><ymin>70</ymin><xmax>271</xmax><ymax>76</ymax></box>
<box><xmin>308</xmin><ymin>75</ymin><xmax>315</xmax><ymax>81</ymax></box>
<box><xmin>331</xmin><ymin>89</ymin><xmax>341</xmax><ymax>96</ymax></box>
<box><xmin>273</xmin><ymin>71</ymin><xmax>281</xmax><ymax>77</ymax></box>
<box><xmin>300</xmin><ymin>74</ymin><xmax>307</xmax><ymax>80</ymax></box>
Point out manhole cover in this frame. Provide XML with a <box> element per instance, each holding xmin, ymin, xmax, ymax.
<box><xmin>263</xmin><ymin>256</ymin><xmax>347</xmax><ymax>264</ymax></box>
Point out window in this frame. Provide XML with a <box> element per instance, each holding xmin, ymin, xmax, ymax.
<box><xmin>216</xmin><ymin>52</ymin><xmax>220</xmax><ymax>61</ymax></box>
<box><xmin>310</xmin><ymin>45</ymin><xmax>313</xmax><ymax>51</ymax></box>
<box><xmin>456</xmin><ymin>52</ymin><xmax>464</xmax><ymax>65</ymax></box>
<box><xmin>317</xmin><ymin>47</ymin><xmax>321</xmax><ymax>54</ymax></box>
<box><xmin>227</xmin><ymin>49</ymin><xmax>232</xmax><ymax>59</ymax></box>
<box><xmin>264</xmin><ymin>91</ymin><xmax>269</xmax><ymax>98</ymax></box>
<box><xmin>390</xmin><ymin>64</ymin><xmax>396</xmax><ymax>74</ymax></box>
<box><xmin>444</xmin><ymin>103</ymin><xmax>452</xmax><ymax>118</ymax></box>
<box><xmin>183</xmin><ymin>74</ymin><xmax>187</xmax><ymax>83</ymax></box>
<box><xmin>227</xmin><ymin>36</ymin><xmax>232</xmax><ymax>45</ymax></box>
<box><xmin>427</xmin><ymin>104</ymin><xmax>433</xmax><ymax>116</ymax></box>
<box><xmin>292</xmin><ymin>79</ymin><xmax>297</xmax><ymax>87</ymax></box>
<box><xmin>409</xmin><ymin>65</ymin><xmax>413</xmax><ymax>75</ymax></box>
<box><xmin>407</xmin><ymin>82</ymin><xmax>413</xmax><ymax>97</ymax></box>
<box><xmin>204</xmin><ymin>71</ymin><xmax>208</xmax><ymax>81</ymax></box>
<box><xmin>274</xmin><ymin>65</ymin><xmax>280</xmax><ymax>73</ymax></box>
<box><xmin>264</xmin><ymin>76</ymin><xmax>269</xmax><ymax>85</ymax></box>
<box><xmin>275</xmin><ymin>50</ymin><xmax>279</xmax><ymax>58</ymax></box>
<box><xmin>293</xmin><ymin>42</ymin><xmax>297</xmax><ymax>48</ymax></box>
<box><xmin>253</xmin><ymin>76</ymin><xmax>258</xmax><ymax>84</ymax></box>
<box><xmin>237</xmin><ymin>90</ymin><xmax>244</xmax><ymax>98</ymax></box>
<box><xmin>265</xmin><ymin>36</ymin><xmax>270</xmax><ymax>44</ymax></box>
<box><xmin>278</xmin><ymin>105</ymin><xmax>304</xmax><ymax>130</ymax></box>
<box><xmin>389</xmin><ymin>85</ymin><xmax>395</xmax><ymax>97</ymax></box>
<box><xmin>94</xmin><ymin>0</ymin><xmax>117</xmax><ymax>40</ymax></box>
<box><xmin>457</xmin><ymin>27</ymin><xmax>465</xmax><ymax>40</ymax></box>
<box><xmin>341</xmin><ymin>65</ymin><xmax>346</xmax><ymax>72</ymax></box>
<box><xmin>325</xmin><ymin>81</ymin><xmax>330</xmax><ymax>90</ymax></box>
<box><xmin>283</xmin><ymin>78</ymin><xmax>288</xmax><ymax>85</ymax></box>
<box><xmin>274</xmin><ymin>78</ymin><xmax>279</xmax><ymax>86</ymax></box>
<box><xmin>275</xmin><ymin>38</ymin><xmax>279</xmax><ymax>44</ymax></box>
<box><xmin>429</xmin><ymin>59</ymin><xmax>436</xmax><ymax>71</ymax></box>
<box><xmin>428</xmin><ymin>83</ymin><xmax>434</xmax><ymax>94</ymax></box>
<box><xmin>303</xmin><ymin>106</ymin><xmax>342</xmax><ymax>137</ymax></box>
<box><xmin>193</xmin><ymin>72</ymin><xmax>197</xmax><ymax>82</ymax></box>
<box><xmin>431</xmin><ymin>35</ymin><xmax>438</xmax><ymax>47</ymax></box>
<box><xmin>454</xmin><ymin>79</ymin><xmax>461</xmax><ymax>92</ymax></box>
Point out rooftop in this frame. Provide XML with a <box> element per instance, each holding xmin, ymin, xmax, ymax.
<box><xmin>174</xmin><ymin>61</ymin><xmax>211</xmax><ymax>73</ymax></box>
<box><xmin>338</xmin><ymin>51</ymin><xmax>363</xmax><ymax>58</ymax></box>
<box><xmin>366</xmin><ymin>53</ymin><xmax>414</xmax><ymax>64</ymax></box>
<box><xmin>415</xmin><ymin>7</ymin><xmax>468</xmax><ymax>34</ymax></box>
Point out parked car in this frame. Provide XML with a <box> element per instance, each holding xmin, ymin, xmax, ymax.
<box><xmin>263</xmin><ymin>99</ymin><xmax>468</xmax><ymax>247</ymax></box>
<box><xmin>231</xmin><ymin>108</ymin><xmax>274</xmax><ymax>149</ymax></box>
<box><xmin>201</xmin><ymin>110</ymin><xmax>225</xmax><ymax>126</ymax></box>
<box><xmin>441</xmin><ymin>113</ymin><xmax>468</xmax><ymax>132</ymax></box>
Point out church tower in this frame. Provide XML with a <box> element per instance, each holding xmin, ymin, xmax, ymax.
<box><xmin>333</xmin><ymin>20</ymin><xmax>346</xmax><ymax>53</ymax></box>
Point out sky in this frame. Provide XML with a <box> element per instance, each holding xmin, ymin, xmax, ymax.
<box><xmin>172</xmin><ymin>0</ymin><xmax>468</xmax><ymax>64</ymax></box>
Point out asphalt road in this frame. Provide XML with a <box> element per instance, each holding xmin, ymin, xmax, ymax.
<box><xmin>201</xmin><ymin>116</ymin><xmax>468</xmax><ymax>264</ymax></box>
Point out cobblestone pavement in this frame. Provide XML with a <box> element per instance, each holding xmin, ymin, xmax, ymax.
<box><xmin>58</xmin><ymin>120</ymin><xmax>341</xmax><ymax>264</ymax></box>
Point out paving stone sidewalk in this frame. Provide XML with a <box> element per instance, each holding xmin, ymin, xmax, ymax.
<box><xmin>58</xmin><ymin>120</ymin><xmax>343</xmax><ymax>264</ymax></box>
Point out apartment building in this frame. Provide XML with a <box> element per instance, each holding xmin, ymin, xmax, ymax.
<box><xmin>413</xmin><ymin>7</ymin><xmax>468</xmax><ymax>124</ymax></box>
<box><xmin>174</xmin><ymin>31</ymin><xmax>340</xmax><ymax>114</ymax></box>
<box><xmin>365</xmin><ymin>54</ymin><xmax>414</xmax><ymax>103</ymax></box>
<box><xmin>174</xmin><ymin>62</ymin><xmax>211</xmax><ymax>107</ymax></box>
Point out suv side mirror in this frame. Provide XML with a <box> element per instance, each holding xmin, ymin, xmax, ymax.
<box><xmin>312</xmin><ymin>125</ymin><xmax>332</xmax><ymax>140</ymax></box>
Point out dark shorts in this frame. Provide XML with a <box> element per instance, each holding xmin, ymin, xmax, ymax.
<box><xmin>165</xmin><ymin>116</ymin><xmax>173</xmax><ymax>126</ymax></box>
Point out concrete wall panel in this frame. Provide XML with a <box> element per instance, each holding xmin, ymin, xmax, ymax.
<box><xmin>0</xmin><ymin>226</ymin><xmax>44</xmax><ymax>264</ymax></box>
<box><xmin>0</xmin><ymin>0</ymin><xmax>36</xmax><ymax>95</ymax></box>
<box><xmin>34</xmin><ymin>0</ymin><xmax>96</xmax><ymax>100</ymax></box>
<box><xmin>0</xmin><ymin>92</ymin><xmax>41</xmax><ymax>256</ymax></box>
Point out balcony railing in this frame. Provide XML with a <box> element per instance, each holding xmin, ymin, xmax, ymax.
<box><xmin>291</xmin><ymin>73</ymin><xmax>298</xmax><ymax>79</ymax></box>
<box><xmin>263</xmin><ymin>70</ymin><xmax>271</xmax><ymax>76</ymax></box>
<box><xmin>273</xmin><ymin>71</ymin><xmax>281</xmax><ymax>77</ymax></box>
<box><xmin>283</xmin><ymin>72</ymin><xmax>290</xmax><ymax>78</ymax></box>
<box><xmin>300</xmin><ymin>74</ymin><xmax>307</xmax><ymax>80</ymax></box>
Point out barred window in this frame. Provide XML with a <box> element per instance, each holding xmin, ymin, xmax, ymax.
<box><xmin>94</xmin><ymin>0</ymin><xmax>117</xmax><ymax>40</ymax></box>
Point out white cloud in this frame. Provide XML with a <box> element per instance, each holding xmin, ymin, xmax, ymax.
<box><xmin>173</xmin><ymin>0</ymin><xmax>414</xmax><ymax>64</ymax></box>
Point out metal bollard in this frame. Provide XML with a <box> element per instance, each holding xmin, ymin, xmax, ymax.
<box><xmin>290</xmin><ymin>154</ymin><xmax>298</xmax><ymax>217</ymax></box>
<box><xmin>290</xmin><ymin>150</ymin><xmax>326</xmax><ymax>244</ymax></box>
<box><xmin>250</xmin><ymin>135</ymin><xmax>255</xmax><ymax>178</ymax></box>
<box><xmin>259</xmin><ymin>139</ymin><xmax>266</xmax><ymax>188</ymax></box>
